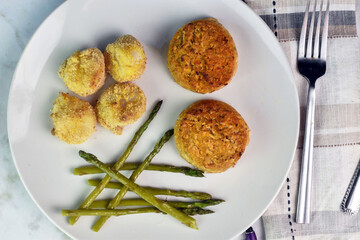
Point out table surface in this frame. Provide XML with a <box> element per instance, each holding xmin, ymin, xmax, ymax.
<box><xmin>1</xmin><ymin>0</ymin><xmax>359</xmax><ymax>239</ymax></box>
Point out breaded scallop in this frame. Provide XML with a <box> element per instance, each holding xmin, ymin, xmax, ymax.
<box><xmin>58</xmin><ymin>48</ymin><xmax>106</xmax><ymax>97</ymax></box>
<box><xmin>174</xmin><ymin>100</ymin><xmax>250</xmax><ymax>173</ymax></box>
<box><xmin>95</xmin><ymin>82</ymin><xmax>146</xmax><ymax>135</ymax></box>
<box><xmin>167</xmin><ymin>18</ymin><xmax>238</xmax><ymax>94</ymax></box>
<box><xmin>104</xmin><ymin>35</ymin><xmax>146</xmax><ymax>82</ymax></box>
<box><xmin>50</xmin><ymin>93</ymin><xmax>97</xmax><ymax>144</ymax></box>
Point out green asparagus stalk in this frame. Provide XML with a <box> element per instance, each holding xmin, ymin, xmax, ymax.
<box><xmin>62</xmin><ymin>207</ymin><xmax>214</xmax><ymax>217</ymax></box>
<box><xmin>79</xmin><ymin>151</ymin><xmax>198</xmax><ymax>230</ymax></box>
<box><xmin>89</xmin><ymin>199</ymin><xmax>225</xmax><ymax>209</ymax></box>
<box><xmin>69</xmin><ymin>100</ymin><xmax>162</xmax><ymax>225</ymax></box>
<box><xmin>92</xmin><ymin>129</ymin><xmax>174</xmax><ymax>232</ymax></box>
<box><xmin>181</xmin><ymin>207</ymin><xmax>214</xmax><ymax>216</ymax></box>
<box><xmin>87</xmin><ymin>179</ymin><xmax>212</xmax><ymax>200</ymax></box>
<box><xmin>73</xmin><ymin>163</ymin><xmax>204</xmax><ymax>177</ymax></box>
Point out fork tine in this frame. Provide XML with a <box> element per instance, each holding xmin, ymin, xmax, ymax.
<box><xmin>313</xmin><ymin>0</ymin><xmax>323</xmax><ymax>58</ymax></box>
<box><xmin>298</xmin><ymin>0</ymin><xmax>311</xmax><ymax>58</ymax></box>
<box><xmin>320</xmin><ymin>0</ymin><xmax>330</xmax><ymax>60</ymax></box>
<box><xmin>306</xmin><ymin>0</ymin><xmax>317</xmax><ymax>58</ymax></box>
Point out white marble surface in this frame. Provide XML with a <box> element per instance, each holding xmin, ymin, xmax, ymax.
<box><xmin>0</xmin><ymin>0</ymin><xmax>267</xmax><ymax>239</ymax></box>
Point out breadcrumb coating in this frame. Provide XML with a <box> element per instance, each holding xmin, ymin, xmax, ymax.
<box><xmin>50</xmin><ymin>93</ymin><xmax>97</xmax><ymax>144</ymax></box>
<box><xmin>167</xmin><ymin>18</ymin><xmax>238</xmax><ymax>94</ymax></box>
<box><xmin>104</xmin><ymin>35</ymin><xmax>146</xmax><ymax>82</ymax></box>
<box><xmin>95</xmin><ymin>82</ymin><xmax>146</xmax><ymax>135</ymax></box>
<box><xmin>174</xmin><ymin>100</ymin><xmax>250</xmax><ymax>173</ymax></box>
<box><xmin>58</xmin><ymin>48</ymin><xmax>106</xmax><ymax>97</ymax></box>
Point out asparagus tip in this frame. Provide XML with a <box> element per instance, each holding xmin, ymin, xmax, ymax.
<box><xmin>153</xmin><ymin>100</ymin><xmax>163</xmax><ymax>110</ymax></box>
<box><xmin>79</xmin><ymin>150</ymin><xmax>97</xmax><ymax>162</ymax></box>
<box><xmin>165</xmin><ymin>128</ymin><xmax>174</xmax><ymax>135</ymax></box>
<box><xmin>185</xmin><ymin>169</ymin><xmax>205</xmax><ymax>177</ymax></box>
<box><xmin>78</xmin><ymin>150</ymin><xmax>86</xmax><ymax>155</ymax></box>
<box><xmin>209</xmin><ymin>199</ymin><xmax>225</xmax><ymax>204</ymax></box>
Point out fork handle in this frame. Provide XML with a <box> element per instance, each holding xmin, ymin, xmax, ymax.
<box><xmin>296</xmin><ymin>84</ymin><xmax>316</xmax><ymax>224</ymax></box>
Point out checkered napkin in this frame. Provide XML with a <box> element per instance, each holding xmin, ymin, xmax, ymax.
<box><xmin>245</xmin><ymin>0</ymin><xmax>360</xmax><ymax>239</ymax></box>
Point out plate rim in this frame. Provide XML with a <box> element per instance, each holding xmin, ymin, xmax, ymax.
<box><xmin>6</xmin><ymin>1</ymin><xmax>71</xmax><ymax>237</ymax></box>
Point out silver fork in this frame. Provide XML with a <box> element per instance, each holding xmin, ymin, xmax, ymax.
<box><xmin>296</xmin><ymin>0</ymin><xmax>330</xmax><ymax>224</ymax></box>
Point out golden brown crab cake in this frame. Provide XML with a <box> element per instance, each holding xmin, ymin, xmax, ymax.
<box><xmin>174</xmin><ymin>100</ymin><xmax>250</xmax><ymax>173</ymax></box>
<box><xmin>167</xmin><ymin>18</ymin><xmax>238</xmax><ymax>94</ymax></box>
<box><xmin>50</xmin><ymin>93</ymin><xmax>97</xmax><ymax>144</ymax></box>
<box><xmin>104</xmin><ymin>35</ymin><xmax>146</xmax><ymax>83</ymax></box>
<box><xmin>95</xmin><ymin>82</ymin><xmax>146</xmax><ymax>135</ymax></box>
<box><xmin>58</xmin><ymin>48</ymin><xmax>106</xmax><ymax>97</ymax></box>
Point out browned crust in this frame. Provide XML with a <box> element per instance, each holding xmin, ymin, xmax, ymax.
<box><xmin>174</xmin><ymin>100</ymin><xmax>250</xmax><ymax>173</ymax></box>
<box><xmin>104</xmin><ymin>35</ymin><xmax>147</xmax><ymax>82</ymax></box>
<box><xmin>95</xmin><ymin>82</ymin><xmax>146</xmax><ymax>135</ymax></box>
<box><xmin>50</xmin><ymin>93</ymin><xmax>97</xmax><ymax>144</ymax></box>
<box><xmin>58</xmin><ymin>48</ymin><xmax>106</xmax><ymax>97</ymax></box>
<box><xmin>167</xmin><ymin>18</ymin><xmax>238</xmax><ymax>94</ymax></box>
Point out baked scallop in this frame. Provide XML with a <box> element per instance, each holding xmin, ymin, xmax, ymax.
<box><xmin>58</xmin><ymin>48</ymin><xmax>106</xmax><ymax>97</ymax></box>
<box><xmin>174</xmin><ymin>100</ymin><xmax>250</xmax><ymax>173</ymax></box>
<box><xmin>104</xmin><ymin>35</ymin><xmax>146</xmax><ymax>82</ymax></box>
<box><xmin>95</xmin><ymin>82</ymin><xmax>146</xmax><ymax>135</ymax></box>
<box><xmin>50</xmin><ymin>93</ymin><xmax>97</xmax><ymax>144</ymax></box>
<box><xmin>167</xmin><ymin>18</ymin><xmax>238</xmax><ymax>94</ymax></box>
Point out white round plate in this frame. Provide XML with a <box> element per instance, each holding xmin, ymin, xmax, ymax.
<box><xmin>8</xmin><ymin>0</ymin><xmax>299</xmax><ymax>239</ymax></box>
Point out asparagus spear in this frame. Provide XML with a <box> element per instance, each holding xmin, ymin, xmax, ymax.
<box><xmin>92</xmin><ymin>129</ymin><xmax>174</xmax><ymax>232</ymax></box>
<box><xmin>79</xmin><ymin>151</ymin><xmax>198</xmax><ymax>229</ymax></box>
<box><xmin>87</xmin><ymin>179</ymin><xmax>212</xmax><ymax>200</ymax></box>
<box><xmin>181</xmin><ymin>207</ymin><xmax>214</xmax><ymax>216</ymax></box>
<box><xmin>74</xmin><ymin>163</ymin><xmax>204</xmax><ymax>177</ymax></box>
<box><xmin>89</xmin><ymin>199</ymin><xmax>225</xmax><ymax>209</ymax></box>
<box><xmin>62</xmin><ymin>207</ymin><xmax>214</xmax><ymax>217</ymax></box>
<box><xmin>69</xmin><ymin>100</ymin><xmax>162</xmax><ymax>225</ymax></box>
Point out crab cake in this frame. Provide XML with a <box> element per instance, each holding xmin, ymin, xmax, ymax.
<box><xmin>174</xmin><ymin>100</ymin><xmax>250</xmax><ymax>173</ymax></box>
<box><xmin>95</xmin><ymin>82</ymin><xmax>146</xmax><ymax>135</ymax></box>
<box><xmin>58</xmin><ymin>48</ymin><xmax>106</xmax><ymax>97</ymax></box>
<box><xmin>104</xmin><ymin>35</ymin><xmax>146</xmax><ymax>83</ymax></box>
<box><xmin>167</xmin><ymin>18</ymin><xmax>238</xmax><ymax>94</ymax></box>
<box><xmin>50</xmin><ymin>93</ymin><xmax>97</xmax><ymax>144</ymax></box>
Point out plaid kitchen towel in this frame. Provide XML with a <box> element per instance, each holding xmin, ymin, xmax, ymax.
<box><xmin>245</xmin><ymin>0</ymin><xmax>360</xmax><ymax>239</ymax></box>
